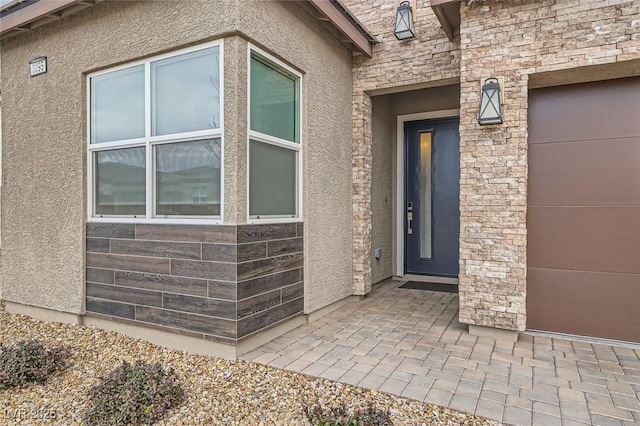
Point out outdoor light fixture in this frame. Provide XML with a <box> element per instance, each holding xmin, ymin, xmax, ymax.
<box><xmin>478</xmin><ymin>77</ymin><xmax>503</xmax><ymax>125</ymax></box>
<box><xmin>394</xmin><ymin>1</ymin><xmax>415</xmax><ymax>41</ymax></box>
<box><xmin>29</xmin><ymin>56</ymin><xmax>47</xmax><ymax>77</ymax></box>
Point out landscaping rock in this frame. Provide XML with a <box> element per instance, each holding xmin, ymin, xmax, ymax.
<box><xmin>0</xmin><ymin>311</ymin><xmax>499</xmax><ymax>425</ymax></box>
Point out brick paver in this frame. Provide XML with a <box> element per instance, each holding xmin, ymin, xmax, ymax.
<box><xmin>241</xmin><ymin>280</ymin><xmax>640</xmax><ymax>425</ymax></box>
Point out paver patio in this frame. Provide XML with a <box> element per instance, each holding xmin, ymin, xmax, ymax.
<box><xmin>241</xmin><ymin>279</ymin><xmax>640</xmax><ymax>425</ymax></box>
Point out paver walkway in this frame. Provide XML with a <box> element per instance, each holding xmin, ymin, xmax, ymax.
<box><xmin>242</xmin><ymin>279</ymin><xmax>640</xmax><ymax>425</ymax></box>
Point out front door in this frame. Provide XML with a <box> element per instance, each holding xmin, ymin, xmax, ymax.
<box><xmin>405</xmin><ymin>118</ymin><xmax>460</xmax><ymax>277</ymax></box>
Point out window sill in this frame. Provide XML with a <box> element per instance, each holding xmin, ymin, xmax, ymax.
<box><xmin>87</xmin><ymin>217</ymin><xmax>223</xmax><ymax>225</ymax></box>
<box><xmin>247</xmin><ymin>217</ymin><xmax>302</xmax><ymax>224</ymax></box>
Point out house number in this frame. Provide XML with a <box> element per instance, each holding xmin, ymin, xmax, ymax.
<box><xmin>29</xmin><ymin>57</ymin><xmax>47</xmax><ymax>77</ymax></box>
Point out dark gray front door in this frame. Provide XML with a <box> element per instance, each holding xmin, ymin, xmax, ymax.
<box><xmin>404</xmin><ymin>118</ymin><xmax>460</xmax><ymax>277</ymax></box>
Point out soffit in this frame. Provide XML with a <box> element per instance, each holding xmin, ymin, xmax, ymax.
<box><xmin>1</xmin><ymin>0</ymin><xmax>105</xmax><ymax>40</ymax></box>
<box><xmin>297</xmin><ymin>0</ymin><xmax>376</xmax><ymax>57</ymax></box>
<box><xmin>430</xmin><ymin>0</ymin><xmax>461</xmax><ymax>41</ymax></box>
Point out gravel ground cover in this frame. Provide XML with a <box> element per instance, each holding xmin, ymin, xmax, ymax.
<box><xmin>0</xmin><ymin>307</ymin><xmax>499</xmax><ymax>425</ymax></box>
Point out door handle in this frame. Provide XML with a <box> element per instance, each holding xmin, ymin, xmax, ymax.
<box><xmin>407</xmin><ymin>202</ymin><xmax>413</xmax><ymax>235</ymax></box>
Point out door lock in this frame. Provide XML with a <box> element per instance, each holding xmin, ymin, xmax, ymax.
<box><xmin>407</xmin><ymin>202</ymin><xmax>413</xmax><ymax>235</ymax></box>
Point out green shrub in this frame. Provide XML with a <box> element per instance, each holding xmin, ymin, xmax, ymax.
<box><xmin>84</xmin><ymin>360</ymin><xmax>184</xmax><ymax>426</ymax></box>
<box><xmin>303</xmin><ymin>401</ymin><xmax>393</xmax><ymax>426</ymax></box>
<box><xmin>0</xmin><ymin>339</ymin><xmax>70</xmax><ymax>389</ymax></box>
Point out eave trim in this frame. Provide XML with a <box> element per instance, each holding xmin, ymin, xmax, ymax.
<box><xmin>307</xmin><ymin>0</ymin><xmax>374</xmax><ymax>57</ymax></box>
<box><xmin>0</xmin><ymin>0</ymin><xmax>103</xmax><ymax>40</ymax></box>
<box><xmin>430</xmin><ymin>0</ymin><xmax>461</xmax><ymax>42</ymax></box>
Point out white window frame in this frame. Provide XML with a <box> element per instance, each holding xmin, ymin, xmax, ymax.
<box><xmin>87</xmin><ymin>40</ymin><xmax>224</xmax><ymax>224</ymax></box>
<box><xmin>247</xmin><ymin>44</ymin><xmax>303</xmax><ymax>224</ymax></box>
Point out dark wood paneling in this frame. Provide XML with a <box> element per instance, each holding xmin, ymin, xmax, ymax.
<box><xmin>87</xmin><ymin>282</ymin><xmax>162</xmax><ymax>308</ymax></box>
<box><xmin>136</xmin><ymin>224</ymin><xmax>236</xmax><ymax>243</ymax></box>
<box><xmin>171</xmin><ymin>259</ymin><xmax>236</xmax><ymax>281</ymax></box>
<box><xmin>267</xmin><ymin>238</ymin><xmax>303</xmax><ymax>257</ymax></box>
<box><xmin>135</xmin><ymin>306</ymin><xmax>236</xmax><ymax>338</ymax></box>
<box><xmin>237</xmin><ymin>253</ymin><xmax>303</xmax><ymax>282</ymax></box>
<box><xmin>529</xmin><ymin>77</ymin><xmax>640</xmax><ymax>144</ymax></box>
<box><xmin>208</xmin><ymin>280</ymin><xmax>236</xmax><ymax>301</ymax></box>
<box><xmin>202</xmin><ymin>244</ymin><xmax>236</xmax><ymax>262</ymax></box>
<box><xmin>528</xmin><ymin>137</ymin><xmax>640</xmax><ymax>207</ymax></box>
<box><xmin>237</xmin><ymin>223</ymin><xmax>297</xmax><ymax>243</ymax></box>
<box><xmin>296</xmin><ymin>222</ymin><xmax>303</xmax><ymax>237</ymax></box>
<box><xmin>86</xmin><ymin>267</ymin><xmax>114</xmax><ymax>284</ymax></box>
<box><xmin>281</xmin><ymin>282</ymin><xmax>304</xmax><ymax>303</ymax></box>
<box><xmin>85</xmin><ymin>221</ymin><xmax>305</xmax><ymax>344</ymax></box>
<box><xmin>86</xmin><ymin>297</ymin><xmax>135</xmax><ymax>319</ymax></box>
<box><xmin>528</xmin><ymin>206</ymin><xmax>640</xmax><ymax>274</ymax></box>
<box><xmin>115</xmin><ymin>271</ymin><xmax>208</xmax><ymax>297</ymax></box>
<box><xmin>236</xmin><ymin>243</ymin><xmax>267</xmax><ymax>262</ymax></box>
<box><xmin>87</xmin><ymin>223</ymin><xmax>135</xmax><ymax>239</ymax></box>
<box><xmin>163</xmin><ymin>293</ymin><xmax>236</xmax><ymax>319</ymax></box>
<box><xmin>110</xmin><ymin>239</ymin><xmax>201</xmax><ymax>260</ymax></box>
<box><xmin>87</xmin><ymin>252</ymin><xmax>171</xmax><ymax>274</ymax></box>
<box><xmin>86</xmin><ymin>238</ymin><xmax>110</xmax><ymax>253</ymax></box>
<box><xmin>237</xmin><ymin>289</ymin><xmax>281</xmax><ymax>319</ymax></box>
<box><xmin>237</xmin><ymin>297</ymin><xmax>304</xmax><ymax>338</ymax></box>
<box><xmin>527</xmin><ymin>268</ymin><xmax>640</xmax><ymax>343</ymax></box>
<box><xmin>237</xmin><ymin>269</ymin><xmax>301</xmax><ymax>300</ymax></box>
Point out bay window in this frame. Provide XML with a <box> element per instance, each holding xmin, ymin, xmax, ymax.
<box><xmin>88</xmin><ymin>41</ymin><xmax>223</xmax><ymax>221</ymax></box>
<box><xmin>248</xmin><ymin>47</ymin><xmax>302</xmax><ymax>220</ymax></box>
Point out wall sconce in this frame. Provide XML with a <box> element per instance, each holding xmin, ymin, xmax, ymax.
<box><xmin>29</xmin><ymin>56</ymin><xmax>47</xmax><ymax>77</ymax></box>
<box><xmin>478</xmin><ymin>77</ymin><xmax>503</xmax><ymax>125</ymax></box>
<box><xmin>394</xmin><ymin>1</ymin><xmax>415</xmax><ymax>41</ymax></box>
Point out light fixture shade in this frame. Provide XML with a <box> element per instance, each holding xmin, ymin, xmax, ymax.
<box><xmin>478</xmin><ymin>78</ymin><xmax>503</xmax><ymax>125</ymax></box>
<box><xmin>394</xmin><ymin>1</ymin><xmax>415</xmax><ymax>41</ymax></box>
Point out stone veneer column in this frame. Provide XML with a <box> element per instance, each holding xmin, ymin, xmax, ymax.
<box><xmin>458</xmin><ymin>0</ymin><xmax>531</xmax><ymax>332</ymax></box>
<box><xmin>352</xmin><ymin>91</ymin><xmax>373</xmax><ymax>295</ymax></box>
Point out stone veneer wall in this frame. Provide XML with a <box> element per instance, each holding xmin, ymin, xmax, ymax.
<box><xmin>86</xmin><ymin>223</ymin><xmax>303</xmax><ymax>344</ymax></box>
<box><xmin>458</xmin><ymin>0</ymin><xmax>640</xmax><ymax>331</ymax></box>
<box><xmin>345</xmin><ymin>0</ymin><xmax>640</xmax><ymax>331</ymax></box>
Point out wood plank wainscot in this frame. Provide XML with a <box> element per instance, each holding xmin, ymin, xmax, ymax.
<box><xmin>85</xmin><ymin>223</ymin><xmax>304</xmax><ymax>345</ymax></box>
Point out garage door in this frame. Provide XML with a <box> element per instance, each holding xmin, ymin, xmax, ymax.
<box><xmin>527</xmin><ymin>77</ymin><xmax>640</xmax><ymax>343</ymax></box>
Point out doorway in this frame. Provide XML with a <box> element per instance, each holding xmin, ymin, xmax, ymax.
<box><xmin>403</xmin><ymin>117</ymin><xmax>460</xmax><ymax>277</ymax></box>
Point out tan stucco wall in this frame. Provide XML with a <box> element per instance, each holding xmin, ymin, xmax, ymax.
<box><xmin>235</xmin><ymin>1</ymin><xmax>355</xmax><ymax>312</ymax></box>
<box><xmin>0</xmin><ymin>0</ymin><xmax>353</xmax><ymax>315</ymax></box>
<box><xmin>0</xmin><ymin>54</ymin><xmax>2</xmax><ymax>301</ymax></box>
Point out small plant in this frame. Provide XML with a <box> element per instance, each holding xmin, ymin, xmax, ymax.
<box><xmin>0</xmin><ymin>339</ymin><xmax>70</xmax><ymax>389</ymax></box>
<box><xmin>303</xmin><ymin>401</ymin><xmax>393</xmax><ymax>426</ymax></box>
<box><xmin>84</xmin><ymin>360</ymin><xmax>184</xmax><ymax>426</ymax></box>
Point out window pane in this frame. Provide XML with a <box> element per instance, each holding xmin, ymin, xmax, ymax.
<box><xmin>419</xmin><ymin>132</ymin><xmax>432</xmax><ymax>259</ymax></box>
<box><xmin>95</xmin><ymin>147</ymin><xmax>146</xmax><ymax>216</ymax></box>
<box><xmin>152</xmin><ymin>47</ymin><xmax>220</xmax><ymax>136</ymax></box>
<box><xmin>249</xmin><ymin>140</ymin><xmax>297</xmax><ymax>217</ymax></box>
<box><xmin>250</xmin><ymin>53</ymin><xmax>299</xmax><ymax>143</ymax></box>
<box><xmin>91</xmin><ymin>65</ymin><xmax>145</xmax><ymax>143</ymax></box>
<box><xmin>156</xmin><ymin>139</ymin><xmax>221</xmax><ymax>216</ymax></box>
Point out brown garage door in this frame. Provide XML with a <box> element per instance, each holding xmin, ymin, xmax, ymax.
<box><xmin>527</xmin><ymin>77</ymin><xmax>640</xmax><ymax>343</ymax></box>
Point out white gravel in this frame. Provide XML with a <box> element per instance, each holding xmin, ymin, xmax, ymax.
<box><xmin>0</xmin><ymin>307</ymin><xmax>499</xmax><ymax>425</ymax></box>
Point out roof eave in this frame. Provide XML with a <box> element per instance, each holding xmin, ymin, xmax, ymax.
<box><xmin>305</xmin><ymin>0</ymin><xmax>375</xmax><ymax>57</ymax></box>
<box><xmin>0</xmin><ymin>0</ymin><xmax>105</xmax><ymax>40</ymax></box>
<box><xmin>430</xmin><ymin>0</ymin><xmax>461</xmax><ymax>42</ymax></box>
